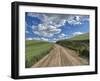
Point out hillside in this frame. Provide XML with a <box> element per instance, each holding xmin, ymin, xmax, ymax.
<box><xmin>56</xmin><ymin>33</ymin><xmax>89</xmax><ymax>60</ymax></box>
<box><xmin>25</xmin><ymin>40</ymin><xmax>53</xmax><ymax>68</ymax></box>
<box><xmin>69</xmin><ymin>33</ymin><xmax>89</xmax><ymax>40</ymax></box>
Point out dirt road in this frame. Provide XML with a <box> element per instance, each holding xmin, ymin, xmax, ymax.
<box><xmin>32</xmin><ymin>44</ymin><xmax>88</xmax><ymax>68</ymax></box>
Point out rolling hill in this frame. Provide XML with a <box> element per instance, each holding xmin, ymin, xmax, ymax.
<box><xmin>56</xmin><ymin>33</ymin><xmax>89</xmax><ymax>60</ymax></box>
<box><xmin>69</xmin><ymin>33</ymin><xmax>89</xmax><ymax>40</ymax></box>
<box><xmin>25</xmin><ymin>40</ymin><xmax>53</xmax><ymax>68</ymax></box>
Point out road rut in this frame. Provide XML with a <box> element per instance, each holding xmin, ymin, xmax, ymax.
<box><xmin>32</xmin><ymin>44</ymin><xmax>88</xmax><ymax>68</ymax></box>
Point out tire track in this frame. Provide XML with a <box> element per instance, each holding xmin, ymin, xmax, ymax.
<box><xmin>32</xmin><ymin>44</ymin><xmax>88</xmax><ymax>68</ymax></box>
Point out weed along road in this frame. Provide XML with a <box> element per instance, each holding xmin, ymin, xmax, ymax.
<box><xmin>32</xmin><ymin>44</ymin><xmax>88</xmax><ymax>68</ymax></box>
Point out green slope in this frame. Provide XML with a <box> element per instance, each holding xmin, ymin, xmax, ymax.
<box><xmin>56</xmin><ymin>33</ymin><xmax>89</xmax><ymax>60</ymax></box>
<box><xmin>69</xmin><ymin>33</ymin><xmax>89</xmax><ymax>40</ymax></box>
<box><xmin>25</xmin><ymin>40</ymin><xmax>53</xmax><ymax>68</ymax></box>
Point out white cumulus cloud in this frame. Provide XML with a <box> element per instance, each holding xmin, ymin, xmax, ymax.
<box><xmin>33</xmin><ymin>37</ymin><xmax>41</xmax><ymax>40</ymax></box>
<box><xmin>25</xmin><ymin>31</ymin><xmax>30</xmax><ymax>34</ymax></box>
<box><xmin>73</xmin><ymin>32</ymin><xmax>84</xmax><ymax>36</ymax></box>
<box><xmin>41</xmin><ymin>37</ymin><xmax>48</xmax><ymax>41</ymax></box>
<box><xmin>26</xmin><ymin>12</ymin><xmax>89</xmax><ymax>40</ymax></box>
<box><xmin>67</xmin><ymin>16</ymin><xmax>82</xmax><ymax>25</ymax></box>
<box><xmin>26</xmin><ymin>38</ymin><xmax>33</xmax><ymax>40</ymax></box>
<box><xmin>32</xmin><ymin>23</ymin><xmax>61</xmax><ymax>37</ymax></box>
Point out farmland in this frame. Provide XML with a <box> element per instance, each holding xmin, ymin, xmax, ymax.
<box><xmin>25</xmin><ymin>33</ymin><xmax>89</xmax><ymax>68</ymax></box>
<box><xmin>56</xmin><ymin>33</ymin><xmax>89</xmax><ymax>61</ymax></box>
<box><xmin>70</xmin><ymin>33</ymin><xmax>89</xmax><ymax>40</ymax></box>
<box><xmin>25</xmin><ymin>40</ymin><xmax>53</xmax><ymax>68</ymax></box>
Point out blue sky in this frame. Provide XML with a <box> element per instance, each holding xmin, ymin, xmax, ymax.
<box><xmin>25</xmin><ymin>12</ymin><xmax>89</xmax><ymax>42</ymax></box>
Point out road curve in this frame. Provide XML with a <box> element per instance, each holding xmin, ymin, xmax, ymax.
<box><xmin>32</xmin><ymin>44</ymin><xmax>88</xmax><ymax>68</ymax></box>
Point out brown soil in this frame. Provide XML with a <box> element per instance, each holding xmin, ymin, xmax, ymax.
<box><xmin>32</xmin><ymin>44</ymin><xmax>88</xmax><ymax>68</ymax></box>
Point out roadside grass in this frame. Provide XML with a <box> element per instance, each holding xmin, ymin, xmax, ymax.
<box><xmin>56</xmin><ymin>33</ymin><xmax>89</xmax><ymax>60</ymax></box>
<box><xmin>25</xmin><ymin>40</ymin><xmax>53</xmax><ymax>68</ymax></box>
<box><xmin>56</xmin><ymin>40</ymin><xmax>89</xmax><ymax>60</ymax></box>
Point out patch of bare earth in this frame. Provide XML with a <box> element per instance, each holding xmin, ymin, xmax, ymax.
<box><xmin>32</xmin><ymin>44</ymin><xmax>88</xmax><ymax>68</ymax></box>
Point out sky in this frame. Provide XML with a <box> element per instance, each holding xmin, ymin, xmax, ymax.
<box><xmin>25</xmin><ymin>12</ymin><xmax>89</xmax><ymax>42</ymax></box>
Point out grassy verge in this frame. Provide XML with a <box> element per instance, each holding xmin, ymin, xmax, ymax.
<box><xmin>25</xmin><ymin>40</ymin><xmax>53</xmax><ymax>68</ymax></box>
